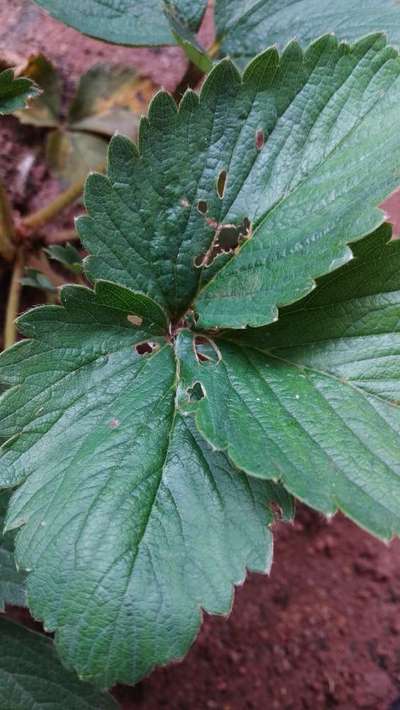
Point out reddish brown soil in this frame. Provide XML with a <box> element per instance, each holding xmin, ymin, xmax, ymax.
<box><xmin>2</xmin><ymin>3</ymin><xmax>400</xmax><ymax>709</ymax></box>
<box><xmin>113</xmin><ymin>508</ymin><xmax>400</xmax><ymax>710</ymax></box>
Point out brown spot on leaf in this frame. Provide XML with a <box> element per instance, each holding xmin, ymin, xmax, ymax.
<box><xmin>256</xmin><ymin>128</ymin><xmax>265</xmax><ymax>150</ymax></box>
<box><xmin>217</xmin><ymin>169</ymin><xmax>227</xmax><ymax>199</ymax></box>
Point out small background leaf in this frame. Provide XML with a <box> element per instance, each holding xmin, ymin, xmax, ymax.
<box><xmin>0</xmin><ymin>68</ymin><xmax>40</xmax><ymax>115</ymax></box>
<box><xmin>68</xmin><ymin>64</ymin><xmax>156</xmax><ymax>138</ymax></box>
<box><xmin>13</xmin><ymin>54</ymin><xmax>61</xmax><ymax>127</ymax></box>
<box><xmin>46</xmin><ymin>129</ymin><xmax>108</xmax><ymax>185</ymax></box>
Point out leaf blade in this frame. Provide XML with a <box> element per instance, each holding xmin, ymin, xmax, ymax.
<box><xmin>33</xmin><ymin>0</ymin><xmax>207</xmax><ymax>46</ymax></box>
<box><xmin>0</xmin><ymin>618</ymin><xmax>117</xmax><ymax>709</ymax></box>
<box><xmin>215</xmin><ymin>0</ymin><xmax>400</xmax><ymax>66</ymax></box>
<box><xmin>178</xmin><ymin>226</ymin><xmax>400</xmax><ymax>539</ymax></box>
<box><xmin>194</xmin><ymin>35</ymin><xmax>400</xmax><ymax>328</ymax></box>
<box><xmin>0</xmin><ymin>287</ymin><xmax>289</xmax><ymax>686</ymax></box>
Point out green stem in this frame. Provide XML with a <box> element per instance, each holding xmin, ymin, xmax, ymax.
<box><xmin>4</xmin><ymin>248</ymin><xmax>24</xmax><ymax>349</ymax></box>
<box><xmin>0</xmin><ymin>181</ymin><xmax>16</xmax><ymax>262</ymax></box>
<box><xmin>22</xmin><ymin>163</ymin><xmax>105</xmax><ymax>233</ymax></box>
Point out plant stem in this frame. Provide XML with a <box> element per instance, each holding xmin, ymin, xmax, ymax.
<box><xmin>207</xmin><ymin>38</ymin><xmax>221</xmax><ymax>59</ymax></box>
<box><xmin>22</xmin><ymin>162</ymin><xmax>105</xmax><ymax>233</ymax></box>
<box><xmin>4</xmin><ymin>247</ymin><xmax>24</xmax><ymax>349</ymax></box>
<box><xmin>0</xmin><ymin>181</ymin><xmax>16</xmax><ymax>262</ymax></box>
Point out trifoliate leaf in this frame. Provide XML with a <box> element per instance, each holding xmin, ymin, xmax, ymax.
<box><xmin>68</xmin><ymin>64</ymin><xmax>155</xmax><ymax>139</ymax></box>
<box><xmin>0</xmin><ymin>618</ymin><xmax>117</xmax><ymax>709</ymax></box>
<box><xmin>0</xmin><ymin>284</ymin><xmax>291</xmax><ymax>687</ymax></box>
<box><xmin>177</xmin><ymin>224</ymin><xmax>400</xmax><ymax>540</ymax></box>
<box><xmin>13</xmin><ymin>54</ymin><xmax>61</xmax><ymax>127</ymax></box>
<box><xmin>0</xmin><ymin>69</ymin><xmax>40</xmax><ymax>115</ymax></box>
<box><xmin>46</xmin><ymin>129</ymin><xmax>108</xmax><ymax>185</ymax></box>
<box><xmin>33</xmin><ymin>0</ymin><xmax>207</xmax><ymax>46</ymax></box>
<box><xmin>78</xmin><ymin>36</ymin><xmax>400</xmax><ymax>326</ymax></box>
<box><xmin>0</xmin><ymin>491</ymin><xmax>26</xmax><ymax>610</ymax></box>
<box><xmin>215</xmin><ymin>0</ymin><xmax>400</xmax><ymax>67</ymax></box>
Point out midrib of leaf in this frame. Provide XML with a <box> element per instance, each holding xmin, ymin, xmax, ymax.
<box><xmin>195</xmin><ymin>36</ymin><xmax>395</xmax><ymax>305</ymax></box>
<box><xmin>50</xmin><ymin>344</ymin><xmax>179</xmax><ymax>674</ymax></box>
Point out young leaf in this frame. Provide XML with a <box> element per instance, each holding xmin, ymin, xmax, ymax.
<box><xmin>0</xmin><ymin>69</ymin><xmax>40</xmax><ymax>115</ymax></box>
<box><xmin>0</xmin><ymin>491</ymin><xmax>26</xmax><ymax>610</ymax></box>
<box><xmin>0</xmin><ymin>284</ymin><xmax>292</xmax><ymax>687</ymax></box>
<box><xmin>215</xmin><ymin>0</ymin><xmax>400</xmax><ymax>67</ymax></box>
<box><xmin>13</xmin><ymin>54</ymin><xmax>61</xmax><ymax>127</ymax></box>
<box><xmin>78</xmin><ymin>36</ymin><xmax>400</xmax><ymax>325</ymax></box>
<box><xmin>0</xmin><ymin>618</ymin><xmax>117</xmax><ymax>708</ymax></box>
<box><xmin>33</xmin><ymin>0</ymin><xmax>207</xmax><ymax>46</ymax></box>
<box><xmin>178</xmin><ymin>224</ymin><xmax>400</xmax><ymax>540</ymax></box>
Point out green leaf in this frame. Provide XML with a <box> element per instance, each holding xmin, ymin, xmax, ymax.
<box><xmin>68</xmin><ymin>64</ymin><xmax>153</xmax><ymax>139</ymax></box>
<box><xmin>215</xmin><ymin>0</ymin><xmax>400</xmax><ymax>67</ymax></box>
<box><xmin>45</xmin><ymin>244</ymin><xmax>83</xmax><ymax>274</ymax></box>
<box><xmin>0</xmin><ymin>491</ymin><xmax>26</xmax><ymax>610</ymax></box>
<box><xmin>46</xmin><ymin>129</ymin><xmax>108</xmax><ymax>185</ymax></box>
<box><xmin>78</xmin><ymin>36</ymin><xmax>400</xmax><ymax>325</ymax></box>
<box><xmin>0</xmin><ymin>618</ymin><xmax>117</xmax><ymax>708</ymax></box>
<box><xmin>13</xmin><ymin>54</ymin><xmax>61</xmax><ymax>128</ymax></box>
<box><xmin>177</xmin><ymin>224</ymin><xmax>400</xmax><ymax>540</ymax></box>
<box><xmin>0</xmin><ymin>68</ymin><xmax>40</xmax><ymax>115</ymax></box>
<box><xmin>33</xmin><ymin>0</ymin><xmax>207</xmax><ymax>46</ymax></box>
<box><xmin>21</xmin><ymin>268</ymin><xmax>57</xmax><ymax>293</ymax></box>
<box><xmin>0</xmin><ymin>284</ymin><xmax>291</xmax><ymax>687</ymax></box>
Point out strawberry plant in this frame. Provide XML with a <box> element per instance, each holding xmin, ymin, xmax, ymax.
<box><xmin>1</xmin><ymin>30</ymin><xmax>400</xmax><ymax>696</ymax></box>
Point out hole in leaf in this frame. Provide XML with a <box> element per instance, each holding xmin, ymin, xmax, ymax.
<box><xmin>187</xmin><ymin>382</ymin><xmax>205</xmax><ymax>402</ymax></box>
<box><xmin>216</xmin><ymin>169</ymin><xmax>227</xmax><ymax>199</ymax></box>
<box><xmin>180</xmin><ymin>197</ymin><xmax>190</xmax><ymax>208</ymax></box>
<box><xmin>194</xmin><ymin>216</ymin><xmax>253</xmax><ymax>268</ymax></box>
<box><xmin>197</xmin><ymin>200</ymin><xmax>208</xmax><ymax>214</ymax></box>
<box><xmin>256</xmin><ymin>128</ymin><xmax>265</xmax><ymax>150</ymax></box>
<box><xmin>194</xmin><ymin>335</ymin><xmax>221</xmax><ymax>364</ymax></box>
<box><xmin>135</xmin><ymin>342</ymin><xmax>158</xmax><ymax>356</ymax></box>
<box><xmin>127</xmin><ymin>314</ymin><xmax>143</xmax><ymax>327</ymax></box>
<box><xmin>218</xmin><ymin>225</ymin><xmax>240</xmax><ymax>252</ymax></box>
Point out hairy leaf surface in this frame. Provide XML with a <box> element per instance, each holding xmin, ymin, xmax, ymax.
<box><xmin>215</xmin><ymin>0</ymin><xmax>400</xmax><ymax>67</ymax></box>
<box><xmin>0</xmin><ymin>285</ymin><xmax>291</xmax><ymax>686</ymax></box>
<box><xmin>178</xmin><ymin>226</ymin><xmax>400</xmax><ymax>539</ymax></box>
<box><xmin>0</xmin><ymin>69</ymin><xmax>39</xmax><ymax>115</ymax></box>
<box><xmin>33</xmin><ymin>0</ymin><xmax>207</xmax><ymax>46</ymax></box>
<box><xmin>0</xmin><ymin>491</ymin><xmax>26</xmax><ymax>610</ymax></box>
<box><xmin>78</xmin><ymin>37</ymin><xmax>400</xmax><ymax>326</ymax></box>
<box><xmin>0</xmin><ymin>619</ymin><xmax>117</xmax><ymax>708</ymax></box>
